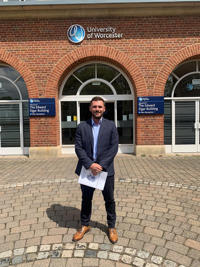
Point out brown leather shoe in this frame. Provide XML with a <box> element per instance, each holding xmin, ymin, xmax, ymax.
<box><xmin>108</xmin><ymin>228</ymin><xmax>118</xmax><ymax>243</ymax></box>
<box><xmin>72</xmin><ymin>226</ymin><xmax>91</xmax><ymax>242</ymax></box>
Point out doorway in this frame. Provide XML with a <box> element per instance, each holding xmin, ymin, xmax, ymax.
<box><xmin>172</xmin><ymin>100</ymin><xmax>200</xmax><ymax>152</ymax></box>
<box><xmin>60</xmin><ymin>62</ymin><xmax>135</xmax><ymax>154</ymax></box>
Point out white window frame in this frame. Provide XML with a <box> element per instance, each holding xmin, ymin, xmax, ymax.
<box><xmin>0</xmin><ymin>66</ymin><xmax>29</xmax><ymax>155</ymax></box>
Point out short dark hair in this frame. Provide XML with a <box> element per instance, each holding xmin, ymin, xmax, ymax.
<box><xmin>90</xmin><ymin>96</ymin><xmax>105</xmax><ymax>106</ymax></box>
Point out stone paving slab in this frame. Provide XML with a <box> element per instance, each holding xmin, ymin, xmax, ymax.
<box><xmin>0</xmin><ymin>155</ymin><xmax>200</xmax><ymax>266</ymax></box>
<box><xmin>0</xmin><ymin>154</ymin><xmax>200</xmax><ymax>186</ymax></box>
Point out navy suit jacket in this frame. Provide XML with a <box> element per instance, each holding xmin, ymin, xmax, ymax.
<box><xmin>75</xmin><ymin>118</ymin><xmax>119</xmax><ymax>176</ymax></box>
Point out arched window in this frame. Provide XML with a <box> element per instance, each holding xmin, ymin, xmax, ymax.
<box><xmin>165</xmin><ymin>60</ymin><xmax>200</xmax><ymax>98</ymax></box>
<box><xmin>0</xmin><ymin>64</ymin><xmax>29</xmax><ymax>153</ymax></box>
<box><xmin>0</xmin><ymin>65</ymin><xmax>29</xmax><ymax>100</ymax></box>
<box><xmin>62</xmin><ymin>63</ymin><xmax>132</xmax><ymax>96</ymax></box>
<box><xmin>60</xmin><ymin>62</ymin><xmax>134</xmax><ymax>154</ymax></box>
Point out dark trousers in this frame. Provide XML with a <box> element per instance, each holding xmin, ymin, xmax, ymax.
<box><xmin>80</xmin><ymin>175</ymin><xmax>116</xmax><ymax>228</ymax></box>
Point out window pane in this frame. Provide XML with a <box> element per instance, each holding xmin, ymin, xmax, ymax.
<box><xmin>175</xmin><ymin>73</ymin><xmax>200</xmax><ymax>97</ymax></box>
<box><xmin>61</xmin><ymin>102</ymin><xmax>77</xmax><ymax>144</ymax></box>
<box><xmin>103</xmin><ymin>102</ymin><xmax>114</xmax><ymax>121</ymax></box>
<box><xmin>74</xmin><ymin>64</ymin><xmax>95</xmax><ymax>82</ymax></box>
<box><xmin>0</xmin><ymin>78</ymin><xmax>20</xmax><ymax>100</ymax></box>
<box><xmin>175</xmin><ymin>101</ymin><xmax>195</xmax><ymax>144</ymax></box>
<box><xmin>174</xmin><ymin>61</ymin><xmax>196</xmax><ymax>78</ymax></box>
<box><xmin>23</xmin><ymin>102</ymin><xmax>30</xmax><ymax>147</ymax></box>
<box><xmin>62</xmin><ymin>75</ymin><xmax>81</xmax><ymax>95</ymax></box>
<box><xmin>0</xmin><ymin>65</ymin><xmax>20</xmax><ymax>81</ymax></box>
<box><xmin>16</xmin><ymin>77</ymin><xmax>29</xmax><ymax>100</ymax></box>
<box><xmin>112</xmin><ymin>74</ymin><xmax>131</xmax><ymax>94</ymax></box>
<box><xmin>80</xmin><ymin>82</ymin><xmax>113</xmax><ymax>95</ymax></box>
<box><xmin>117</xmin><ymin>101</ymin><xmax>133</xmax><ymax>144</ymax></box>
<box><xmin>0</xmin><ymin>104</ymin><xmax>20</xmax><ymax>147</ymax></box>
<box><xmin>80</xmin><ymin>103</ymin><xmax>91</xmax><ymax>123</ymax></box>
<box><xmin>97</xmin><ymin>64</ymin><xmax>119</xmax><ymax>82</ymax></box>
<box><xmin>164</xmin><ymin>75</ymin><xmax>177</xmax><ymax>97</ymax></box>
<box><xmin>164</xmin><ymin>101</ymin><xmax>172</xmax><ymax>144</ymax></box>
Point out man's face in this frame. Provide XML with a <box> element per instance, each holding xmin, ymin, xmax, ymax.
<box><xmin>89</xmin><ymin>100</ymin><xmax>106</xmax><ymax>120</ymax></box>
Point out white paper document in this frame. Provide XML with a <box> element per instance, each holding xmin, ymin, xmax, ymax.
<box><xmin>78</xmin><ymin>166</ymin><xmax>108</xmax><ymax>191</ymax></box>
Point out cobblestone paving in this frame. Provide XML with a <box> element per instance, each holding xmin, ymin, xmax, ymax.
<box><xmin>0</xmin><ymin>155</ymin><xmax>200</xmax><ymax>267</ymax></box>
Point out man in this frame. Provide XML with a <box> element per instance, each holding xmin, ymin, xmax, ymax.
<box><xmin>73</xmin><ymin>96</ymin><xmax>119</xmax><ymax>243</ymax></box>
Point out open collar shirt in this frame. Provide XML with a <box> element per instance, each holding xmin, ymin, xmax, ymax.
<box><xmin>91</xmin><ymin>117</ymin><xmax>102</xmax><ymax>161</ymax></box>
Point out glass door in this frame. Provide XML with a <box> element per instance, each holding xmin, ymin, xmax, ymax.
<box><xmin>61</xmin><ymin>101</ymin><xmax>115</xmax><ymax>145</ymax></box>
<box><xmin>61</xmin><ymin>101</ymin><xmax>77</xmax><ymax>145</ymax></box>
<box><xmin>117</xmin><ymin>100</ymin><xmax>133</xmax><ymax>144</ymax></box>
<box><xmin>172</xmin><ymin>100</ymin><xmax>198</xmax><ymax>152</ymax></box>
<box><xmin>0</xmin><ymin>103</ymin><xmax>20</xmax><ymax>147</ymax></box>
<box><xmin>0</xmin><ymin>103</ymin><xmax>24</xmax><ymax>154</ymax></box>
<box><xmin>61</xmin><ymin>100</ymin><xmax>134</xmax><ymax>153</ymax></box>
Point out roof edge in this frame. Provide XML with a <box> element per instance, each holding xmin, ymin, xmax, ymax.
<box><xmin>0</xmin><ymin>1</ymin><xmax>200</xmax><ymax>19</ymax></box>
<box><xmin>1</xmin><ymin>0</ymin><xmax>200</xmax><ymax>6</ymax></box>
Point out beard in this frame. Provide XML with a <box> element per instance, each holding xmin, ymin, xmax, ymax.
<box><xmin>92</xmin><ymin>112</ymin><xmax>103</xmax><ymax>119</ymax></box>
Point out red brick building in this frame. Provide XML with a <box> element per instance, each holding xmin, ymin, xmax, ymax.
<box><xmin>1</xmin><ymin>0</ymin><xmax>200</xmax><ymax>157</ymax></box>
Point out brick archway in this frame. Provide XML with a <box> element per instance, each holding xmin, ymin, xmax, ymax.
<box><xmin>154</xmin><ymin>43</ymin><xmax>200</xmax><ymax>95</ymax></box>
<box><xmin>46</xmin><ymin>45</ymin><xmax>147</xmax><ymax>97</ymax></box>
<box><xmin>0</xmin><ymin>49</ymin><xmax>37</xmax><ymax>97</ymax></box>
<box><xmin>46</xmin><ymin>45</ymin><xmax>147</xmax><ymax>147</ymax></box>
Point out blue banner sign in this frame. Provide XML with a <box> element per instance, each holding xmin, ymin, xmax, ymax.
<box><xmin>137</xmin><ymin>96</ymin><xmax>164</xmax><ymax>114</ymax></box>
<box><xmin>29</xmin><ymin>98</ymin><xmax>56</xmax><ymax>116</ymax></box>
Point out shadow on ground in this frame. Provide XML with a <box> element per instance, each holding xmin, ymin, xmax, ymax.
<box><xmin>46</xmin><ymin>204</ymin><xmax>107</xmax><ymax>234</ymax></box>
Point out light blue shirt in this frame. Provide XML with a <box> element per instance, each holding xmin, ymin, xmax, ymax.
<box><xmin>91</xmin><ymin>118</ymin><xmax>102</xmax><ymax>161</ymax></box>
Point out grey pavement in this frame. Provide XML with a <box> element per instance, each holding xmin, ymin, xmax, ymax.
<box><xmin>0</xmin><ymin>154</ymin><xmax>200</xmax><ymax>267</ymax></box>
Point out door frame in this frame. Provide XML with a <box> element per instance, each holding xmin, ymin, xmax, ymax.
<box><xmin>171</xmin><ymin>97</ymin><xmax>200</xmax><ymax>153</ymax></box>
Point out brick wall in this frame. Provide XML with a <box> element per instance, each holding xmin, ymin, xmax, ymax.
<box><xmin>1</xmin><ymin>16</ymin><xmax>200</xmax><ymax>146</ymax></box>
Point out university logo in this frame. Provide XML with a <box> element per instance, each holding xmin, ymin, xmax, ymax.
<box><xmin>67</xmin><ymin>24</ymin><xmax>85</xmax><ymax>44</ymax></box>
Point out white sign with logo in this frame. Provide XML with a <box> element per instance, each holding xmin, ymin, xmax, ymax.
<box><xmin>67</xmin><ymin>24</ymin><xmax>123</xmax><ymax>44</ymax></box>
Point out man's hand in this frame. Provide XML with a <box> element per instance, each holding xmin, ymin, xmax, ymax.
<box><xmin>89</xmin><ymin>163</ymin><xmax>103</xmax><ymax>176</ymax></box>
